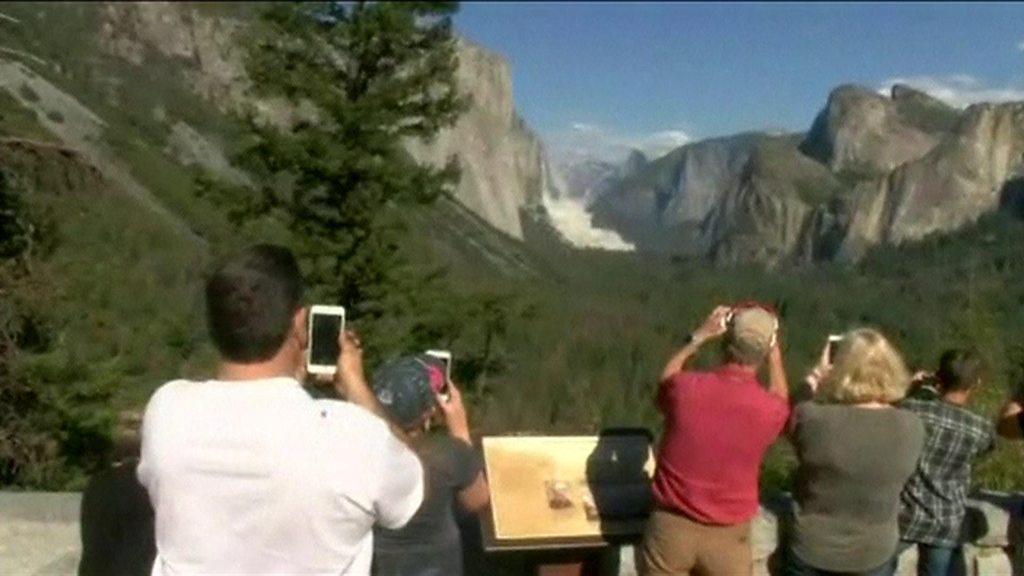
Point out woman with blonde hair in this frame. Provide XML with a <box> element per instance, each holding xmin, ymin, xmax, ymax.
<box><xmin>785</xmin><ymin>328</ymin><xmax>924</xmax><ymax>576</ymax></box>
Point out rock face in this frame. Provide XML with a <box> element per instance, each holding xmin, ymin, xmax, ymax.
<box><xmin>405</xmin><ymin>40</ymin><xmax>545</xmax><ymax>239</ymax></box>
<box><xmin>592</xmin><ymin>133</ymin><xmax>765</xmax><ymax>253</ymax></box>
<box><xmin>836</xmin><ymin>102</ymin><xmax>1024</xmax><ymax>259</ymax></box>
<box><xmin>702</xmin><ymin>136</ymin><xmax>842</xmax><ymax>265</ymax></box>
<box><xmin>550</xmin><ymin>157</ymin><xmax>620</xmax><ymax>204</ymax></box>
<box><xmin>98</xmin><ymin>3</ymin><xmax>254</xmax><ymax>115</ymax></box>
<box><xmin>551</xmin><ymin>148</ymin><xmax>648</xmax><ymax>206</ymax></box>
<box><xmin>96</xmin><ymin>2</ymin><xmax>546</xmax><ymax>240</ymax></box>
<box><xmin>886</xmin><ymin>103</ymin><xmax>1024</xmax><ymax>242</ymax></box>
<box><xmin>801</xmin><ymin>85</ymin><xmax>940</xmax><ymax>176</ymax></box>
<box><xmin>596</xmin><ymin>83</ymin><xmax>1024</xmax><ymax>265</ymax></box>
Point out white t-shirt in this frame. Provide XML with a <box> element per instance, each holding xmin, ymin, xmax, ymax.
<box><xmin>137</xmin><ymin>377</ymin><xmax>424</xmax><ymax>575</ymax></box>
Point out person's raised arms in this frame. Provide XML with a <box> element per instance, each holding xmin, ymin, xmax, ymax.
<box><xmin>458</xmin><ymin>473</ymin><xmax>490</xmax><ymax>514</ymax></box>
<box><xmin>787</xmin><ymin>338</ymin><xmax>832</xmax><ymax>436</ymax></box>
<box><xmin>436</xmin><ymin>380</ymin><xmax>471</xmax><ymax>445</ymax></box>
<box><xmin>436</xmin><ymin>382</ymin><xmax>491</xmax><ymax>513</ymax></box>
<box><xmin>659</xmin><ymin>305</ymin><xmax>731</xmax><ymax>383</ymax></box>
<box><xmin>333</xmin><ymin>329</ymin><xmax>386</xmax><ymax>417</ymax></box>
<box><xmin>997</xmin><ymin>386</ymin><xmax>1024</xmax><ymax>439</ymax></box>
<box><xmin>334</xmin><ymin>330</ymin><xmax>420</xmax><ymax>447</ymax></box>
<box><xmin>798</xmin><ymin>338</ymin><xmax>832</xmax><ymax>404</ymax></box>
<box><xmin>766</xmin><ymin>338</ymin><xmax>789</xmax><ymax>403</ymax></box>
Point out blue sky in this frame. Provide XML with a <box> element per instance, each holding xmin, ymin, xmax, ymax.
<box><xmin>455</xmin><ymin>2</ymin><xmax>1024</xmax><ymax>160</ymax></box>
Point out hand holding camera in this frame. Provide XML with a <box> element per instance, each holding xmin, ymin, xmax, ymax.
<box><xmin>425</xmin><ymin>350</ymin><xmax>452</xmax><ymax>402</ymax></box>
<box><xmin>435</xmin><ymin>380</ymin><xmax>471</xmax><ymax>444</ymax></box>
<box><xmin>334</xmin><ymin>329</ymin><xmax>367</xmax><ymax>398</ymax></box>
<box><xmin>806</xmin><ymin>335</ymin><xmax>842</xmax><ymax>392</ymax></box>
<box><xmin>692</xmin><ymin>305</ymin><xmax>732</xmax><ymax>345</ymax></box>
<box><xmin>304</xmin><ymin>305</ymin><xmax>369</xmax><ymax>398</ymax></box>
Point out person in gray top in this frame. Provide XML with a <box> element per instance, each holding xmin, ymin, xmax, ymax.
<box><xmin>370</xmin><ymin>355</ymin><xmax>490</xmax><ymax>576</ymax></box>
<box><xmin>786</xmin><ymin>328</ymin><xmax>925</xmax><ymax>576</ymax></box>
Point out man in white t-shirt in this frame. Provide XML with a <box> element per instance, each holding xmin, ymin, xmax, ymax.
<box><xmin>137</xmin><ymin>244</ymin><xmax>424</xmax><ymax>575</ymax></box>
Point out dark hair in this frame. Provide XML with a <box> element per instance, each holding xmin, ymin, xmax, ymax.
<box><xmin>205</xmin><ymin>244</ymin><xmax>304</xmax><ymax>363</ymax></box>
<box><xmin>936</xmin><ymin>348</ymin><xmax>986</xmax><ymax>393</ymax></box>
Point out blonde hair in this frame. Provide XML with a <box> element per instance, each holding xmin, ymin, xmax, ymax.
<box><xmin>817</xmin><ymin>328</ymin><xmax>911</xmax><ymax>404</ymax></box>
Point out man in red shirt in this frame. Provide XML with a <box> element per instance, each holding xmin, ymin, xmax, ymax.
<box><xmin>640</xmin><ymin>304</ymin><xmax>790</xmax><ymax>576</ymax></box>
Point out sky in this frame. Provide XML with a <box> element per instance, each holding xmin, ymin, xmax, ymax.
<box><xmin>454</xmin><ymin>2</ymin><xmax>1024</xmax><ymax>162</ymax></box>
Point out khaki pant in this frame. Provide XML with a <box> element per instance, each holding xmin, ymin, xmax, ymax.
<box><xmin>639</xmin><ymin>509</ymin><xmax>752</xmax><ymax>576</ymax></box>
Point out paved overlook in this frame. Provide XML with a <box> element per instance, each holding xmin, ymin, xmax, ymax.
<box><xmin>2</xmin><ymin>491</ymin><xmax>1021</xmax><ymax>575</ymax></box>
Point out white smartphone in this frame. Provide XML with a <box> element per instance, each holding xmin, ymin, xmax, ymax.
<box><xmin>425</xmin><ymin>349</ymin><xmax>452</xmax><ymax>399</ymax></box>
<box><xmin>826</xmin><ymin>334</ymin><xmax>844</xmax><ymax>364</ymax></box>
<box><xmin>307</xmin><ymin>305</ymin><xmax>346</xmax><ymax>375</ymax></box>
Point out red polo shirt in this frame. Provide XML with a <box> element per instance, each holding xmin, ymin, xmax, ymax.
<box><xmin>653</xmin><ymin>364</ymin><xmax>789</xmax><ymax>525</ymax></box>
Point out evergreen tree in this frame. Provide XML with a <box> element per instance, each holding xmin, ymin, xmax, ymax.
<box><xmin>0</xmin><ymin>171</ymin><xmax>31</xmax><ymax>261</ymax></box>
<box><xmin>235</xmin><ymin>1</ymin><xmax>467</xmax><ymax>331</ymax></box>
<box><xmin>0</xmin><ymin>170</ymin><xmax>113</xmax><ymax>488</ymax></box>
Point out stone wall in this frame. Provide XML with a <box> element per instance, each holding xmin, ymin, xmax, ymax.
<box><xmin>0</xmin><ymin>492</ymin><xmax>81</xmax><ymax>576</ymax></box>
<box><xmin>3</xmin><ymin>491</ymin><xmax>1021</xmax><ymax>575</ymax></box>
<box><xmin>746</xmin><ymin>491</ymin><xmax>1022</xmax><ymax>576</ymax></box>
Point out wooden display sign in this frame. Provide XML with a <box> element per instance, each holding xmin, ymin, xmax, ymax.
<box><xmin>481</xmin><ymin>431</ymin><xmax>655</xmax><ymax>551</ymax></box>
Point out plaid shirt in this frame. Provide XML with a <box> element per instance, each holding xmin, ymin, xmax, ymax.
<box><xmin>897</xmin><ymin>395</ymin><xmax>995</xmax><ymax>546</ymax></box>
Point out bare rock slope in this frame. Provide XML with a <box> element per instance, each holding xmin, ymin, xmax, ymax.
<box><xmin>597</xmin><ymin>84</ymin><xmax>1024</xmax><ymax>265</ymax></box>
<box><xmin>97</xmin><ymin>2</ymin><xmax>546</xmax><ymax>240</ymax></box>
<box><xmin>405</xmin><ymin>40</ymin><xmax>545</xmax><ymax>239</ymax></box>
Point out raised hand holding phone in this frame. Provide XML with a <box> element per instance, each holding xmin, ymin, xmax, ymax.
<box><xmin>660</xmin><ymin>305</ymin><xmax>732</xmax><ymax>382</ymax></box>
<box><xmin>825</xmin><ymin>335</ymin><xmax>843</xmax><ymax>366</ymax></box>
<box><xmin>331</xmin><ymin>328</ymin><xmax>391</xmax><ymax>420</ymax></box>
<box><xmin>435</xmin><ymin>381</ymin><xmax>471</xmax><ymax>444</ymax></box>
<box><xmin>424</xmin><ymin>350</ymin><xmax>452</xmax><ymax>401</ymax></box>
<box><xmin>693</xmin><ymin>305</ymin><xmax>732</xmax><ymax>344</ymax></box>
<box><xmin>335</xmin><ymin>330</ymin><xmax>365</xmax><ymax>395</ymax></box>
<box><xmin>307</xmin><ymin>305</ymin><xmax>345</xmax><ymax>376</ymax></box>
<box><xmin>806</xmin><ymin>335</ymin><xmax>841</xmax><ymax>392</ymax></box>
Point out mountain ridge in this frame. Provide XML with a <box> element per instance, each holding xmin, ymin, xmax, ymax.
<box><xmin>590</xmin><ymin>83</ymin><xmax>1024</xmax><ymax>265</ymax></box>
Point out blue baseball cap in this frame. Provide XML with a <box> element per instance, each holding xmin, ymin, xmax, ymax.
<box><xmin>371</xmin><ymin>355</ymin><xmax>445</xmax><ymax>428</ymax></box>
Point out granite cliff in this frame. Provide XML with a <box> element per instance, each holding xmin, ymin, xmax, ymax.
<box><xmin>9</xmin><ymin>2</ymin><xmax>1023</xmax><ymax>265</ymax></box>
<box><xmin>594</xmin><ymin>84</ymin><xmax>1024</xmax><ymax>265</ymax></box>
<box><xmin>95</xmin><ymin>2</ymin><xmax>546</xmax><ymax>240</ymax></box>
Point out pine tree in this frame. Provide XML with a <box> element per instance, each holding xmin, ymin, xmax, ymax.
<box><xmin>235</xmin><ymin>1</ymin><xmax>467</xmax><ymax>325</ymax></box>
<box><xmin>0</xmin><ymin>171</ymin><xmax>31</xmax><ymax>261</ymax></box>
<box><xmin>0</xmin><ymin>170</ymin><xmax>112</xmax><ymax>488</ymax></box>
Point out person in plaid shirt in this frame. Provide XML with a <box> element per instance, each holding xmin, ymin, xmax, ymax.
<box><xmin>897</xmin><ymin>349</ymin><xmax>995</xmax><ymax>576</ymax></box>
<box><xmin>996</xmin><ymin>373</ymin><xmax>1024</xmax><ymax>574</ymax></box>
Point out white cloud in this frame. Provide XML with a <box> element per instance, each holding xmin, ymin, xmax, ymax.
<box><xmin>878</xmin><ymin>75</ymin><xmax>1024</xmax><ymax>109</ymax></box>
<box><xmin>570</xmin><ymin>122</ymin><xmax>601</xmax><ymax>134</ymax></box>
<box><xmin>1017</xmin><ymin>40</ymin><xmax>1024</xmax><ymax>52</ymax></box>
<box><xmin>544</xmin><ymin>122</ymin><xmax>692</xmax><ymax>166</ymax></box>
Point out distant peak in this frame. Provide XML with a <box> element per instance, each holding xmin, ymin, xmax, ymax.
<box><xmin>890</xmin><ymin>83</ymin><xmax>927</xmax><ymax>101</ymax></box>
<box><xmin>622</xmin><ymin>148</ymin><xmax>648</xmax><ymax>176</ymax></box>
<box><xmin>889</xmin><ymin>83</ymin><xmax>953</xmax><ymax>110</ymax></box>
<box><xmin>828</xmin><ymin>84</ymin><xmax>883</xmax><ymax>102</ymax></box>
<box><xmin>626</xmin><ymin>148</ymin><xmax>647</xmax><ymax>164</ymax></box>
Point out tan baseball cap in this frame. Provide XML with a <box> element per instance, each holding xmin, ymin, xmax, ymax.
<box><xmin>727</xmin><ymin>307</ymin><xmax>778</xmax><ymax>363</ymax></box>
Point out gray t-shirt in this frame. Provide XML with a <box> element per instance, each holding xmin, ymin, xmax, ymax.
<box><xmin>373</xmin><ymin>433</ymin><xmax>482</xmax><ymax>576</ymax></box>
<box><xmin>790</xmin><ymin>402</ymin><xmax>924</xmax><ymax>572</ymax></box>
